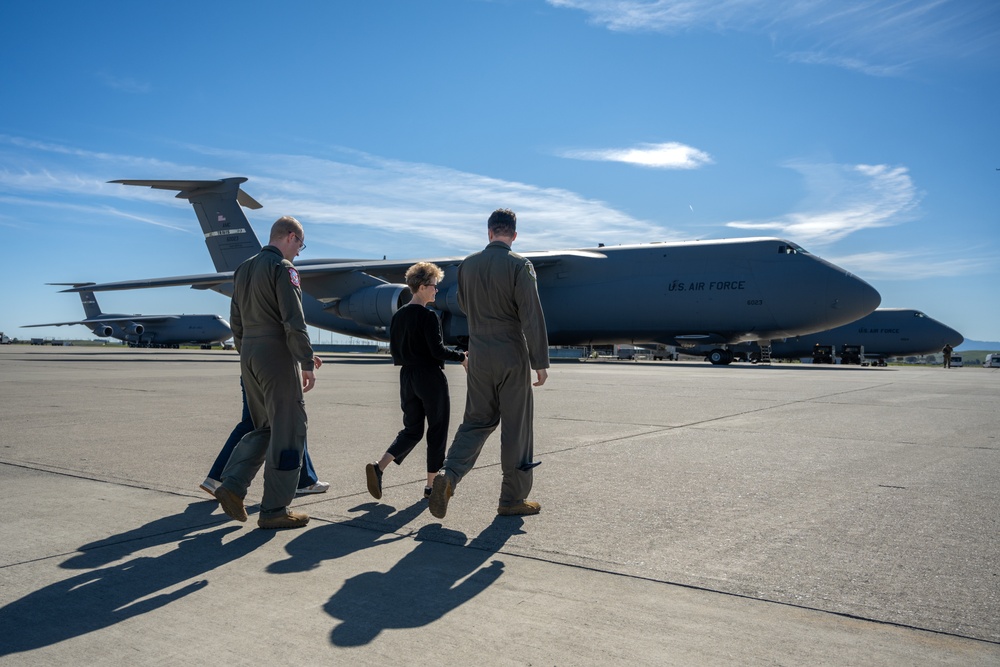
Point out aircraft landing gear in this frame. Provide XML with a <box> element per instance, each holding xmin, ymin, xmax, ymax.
<box><xmin>708</xmin><ymin>348</ymin><xmax>733</xmax><ymax>365</ymax></box>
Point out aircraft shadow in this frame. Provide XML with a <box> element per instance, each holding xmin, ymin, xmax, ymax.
<box><xmin>0</xmin><ymin>524</ymin><xmax>273</xmax><ymax>657</ymax></box>
<box><xmin>322</xmin><ymin>515</ymin><xmax>525</xmax><ymax>646</ymax></box>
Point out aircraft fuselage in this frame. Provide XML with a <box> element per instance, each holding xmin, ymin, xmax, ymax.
<box><xmin>708</xmin><ymin>308</ymin><xmax>964</xmax><ymax>361</ymax></box>
<box><xmin>524</xmin><ymin>239</ymin><xmax>879</xmax><ymax>346</ymax></box>
<box><xmin>83</xmin><ymin>313</ymin><xmax>232</xmax><ymax>346</ymax></box>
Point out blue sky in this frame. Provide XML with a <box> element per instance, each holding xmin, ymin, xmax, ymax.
<box><xmin>2</xmin><ymin>1</ymin><xmax>998</xmax><ymax>343</ymax></box>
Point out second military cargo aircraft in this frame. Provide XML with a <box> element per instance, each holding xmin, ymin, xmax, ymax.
<box><xmin>689</xmin><ymin>308</ymin><xmax>964</xmax><ymax>364</ymax></box>
<box><xmin>25</xmin><ymin>283</ymin><xmax>232</xmax><ymax>348</ymax></box>
<box><xmin>68</xmin><ymin>178</ymin><xmax>881</xmax><ymax>349</ymax></box>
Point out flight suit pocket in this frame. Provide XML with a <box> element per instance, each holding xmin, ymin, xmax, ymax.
<box><xmin>277</xmin><ymin>449</ymin><xmax>301</xmax><ymax>471</ymax></box>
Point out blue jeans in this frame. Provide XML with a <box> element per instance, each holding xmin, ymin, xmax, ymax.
<box><xmin>207</xmin><ymin>378</ymin><xmax>319</xmax><ymax>488</ymax></box>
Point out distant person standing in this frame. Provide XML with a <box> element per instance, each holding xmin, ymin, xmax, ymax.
<box><xmin>214</xmin><ymin>216</ymin><xmax>315</xmax><ymax>530</ymax></box>
<box><xmin>942</xmin><ymin>343</ymin><xmax>954</xmax><ymax>369</ymax></box>
<box><xmin>366</xmin><ymin>262</ymin><xmax>467</xmax><ymax>501</ymax></box>
<box><xmin>429</xmin><ymin>208</ymin><xmax>549</xmax><ymax>519</ymax></box>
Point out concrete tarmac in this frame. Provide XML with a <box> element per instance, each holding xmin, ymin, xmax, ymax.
<box><xmin>0</xmin><ymin>345</ymin><xmax>997</xmax><ymax>665</ymax></box>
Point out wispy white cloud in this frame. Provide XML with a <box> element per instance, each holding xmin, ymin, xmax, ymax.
<box><xmin>725</xmin><ymin>161</ymin><xmax>920</xmax><ymax>245</ymax></box>
<box><xmin>207</xmin><ymin>147</ymin><xmax>687</xmax><ymax>253</ymax></box>
<box><xmin>559</xmin><ymin>141</ymin><xmax>713</xmax><ymax>169</ymax></box>
<box><xmin>830</xmin><ymin>248</ymin><xmax>998</xmax><ymax>280</ymax></box>
<box><xmin>548</xmin><ymin>0</ymin><xmax>1000</xmax><ymax>74</ymax></box>
<box><xmin>0</xmin><ymin>194</ymin><xmax>190</xmax><ymax>233</ymax></box>
<box><xmin>0</xmin><ymin>136</ymin><xmax>683</xmax><ymax>257</ymax></box>
<box><xmin>96</xmin><ymin>71</ymin><xmax>152</xmax><ymax>94</ymax></box>
<box><xmin>783</xmin><ymin>51</ymin><xmax>907</xmax><ymax>78</ymax></box>
<box><xmin>549</xmin><ymin>0</ymin><xmax>760</xmax><ymax>32</ymax></box>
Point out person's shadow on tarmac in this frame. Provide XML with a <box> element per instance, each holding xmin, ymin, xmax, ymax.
<box><xmin>0</xmin><ymin>504</ymin><xmax>274</xmax><ymax>658</ymax></box>
<box><xmin>267</xmin><ymin>500</ymin><xmax>428</xmax><ymax>574</ymax></box>
<box><xmin>322</xmin><ymin>515</ymin><xmax>525</xmax><ymax>646</ymax></box>
<box><xmin>59</xmin><ymin>498</ymin><xmax>225</xmax><ymax>570</ymax></box>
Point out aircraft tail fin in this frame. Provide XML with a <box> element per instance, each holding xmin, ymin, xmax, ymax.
<box><xmin>47</xmin><ymin>282</ymin><xmax>103</xmax><ymax>319</ymax></box>
<box><xmin>111</xmin><ymin>178</ymin><xmax>263</xmax><ymax>272</ymax></box>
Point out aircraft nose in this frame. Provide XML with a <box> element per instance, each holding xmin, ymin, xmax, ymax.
<box><xmin>943</xmin><ymin>325</ymin><xmax>964</xmax><ymax>347</ymax></box>
<box><xmin>835</xmin><ymin>273</ymin><xmax>881</xmax><ymax>323</ymax></box>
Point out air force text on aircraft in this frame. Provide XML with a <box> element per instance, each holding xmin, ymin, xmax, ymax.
<box><xmin>668</xmin><ymin>280</ymin><xmax>747</xmax><ymax>292</ymax></box>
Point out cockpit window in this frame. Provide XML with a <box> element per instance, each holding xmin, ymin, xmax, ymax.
<box><xmin>776</xmin><ymin>242</ymin><xmax>806</xmax><ymax>255</ymax></box>
<box><xmin>914</xmin><ymin>312</ymin><xmax>926</xmax><ymax>318</ymax></box>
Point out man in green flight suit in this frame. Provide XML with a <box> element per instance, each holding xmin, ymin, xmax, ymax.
<box><xmin>215</xmin><ymin>215</ymin><xmax>316</xmax><ymax>530</ymax></box>
<box><xmin>429</xmin><ymin>208</ymin><xmax>549</xmax><ymax>519</ymax></box>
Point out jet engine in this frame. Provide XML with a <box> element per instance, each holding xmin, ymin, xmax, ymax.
<box><xmin>434</xmin><ymin>284</ymin><xmax>468</xmax><ymax>346</ymax></box>
<box><xmin>435</xmin><ymin>284</ymin><xmax>463</xmax><ymax>316</ymax></box>
<box><xmin>97</xmin><ymin>325</ymin><xmax>114</xmax><ymax>337</ymax></box>
<box><xmin>330</xmin><ymin>284</ymin><xmax>408</xmax><ymax>327</ymax></box>
<box><xmin>126</xmin><ymin>322</ymin><xmax>145</xmax><ymax>336</ymax></box>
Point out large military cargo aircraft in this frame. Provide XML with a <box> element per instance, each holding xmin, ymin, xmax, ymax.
<box><xmin>688</xmin><ymin>308</ymin><xmax>964</xmax><ymax>364</ymax></box>
<box><xmin>25</xmin><ymin>283</ymin><xmax>232</xmax><ymax>348</ymax></box>
<box><xmin>66</xmin><ymin>178</ymin><xmax>881</xmax><ymax>350</ymax></box>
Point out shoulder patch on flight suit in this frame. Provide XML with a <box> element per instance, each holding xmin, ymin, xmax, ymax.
<box><xmin>525</xmin><ymin>260</ymin><xmax>537</xmax><ymax>281</ymax></box>
<box><xmin>288</xmin><ymin>267</ymin><xmax>301</xmax><ymax>287</ymax></box>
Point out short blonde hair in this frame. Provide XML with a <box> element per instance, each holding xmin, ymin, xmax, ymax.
<box><xmin>404</xmin><ymin>262</ymin><xmax>444</xmax><ymax>293</ymax></box>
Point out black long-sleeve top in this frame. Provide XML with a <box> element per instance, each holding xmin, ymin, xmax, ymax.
<box><xmin>389</xmin><ymin>303</ymin><xmax>465</xmax><ymax>368</ymax></box>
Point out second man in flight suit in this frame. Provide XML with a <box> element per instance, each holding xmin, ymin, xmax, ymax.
<box><xmin>429</xmin><ymin>208</ymin><xmax>549</xmax><ymax>519</ymax></box>
<box><xmin>215</xmin><ymin>215</ymin><xmax>317</xmax><ymax>530</ymax></box>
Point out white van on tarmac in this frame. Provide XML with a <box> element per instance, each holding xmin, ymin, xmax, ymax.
<box><xmin>983</xmin><ymin>353</ymin><xmax>1000</xmax><ymax>368</ymax></box>
<box><xmin>950</xmin><ymin>354</ymin><xmax>963</xmax><ymax>368</ymax></box>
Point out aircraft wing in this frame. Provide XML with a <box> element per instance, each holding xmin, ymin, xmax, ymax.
<box><xmin>86</xmin><ymin>316</ymin><xmax>181</xmax><ymax>323</ymax></box>
<box><xmin>64</xmin><ymin>250</ymin><xmax>606</xmax><ymax>299</ymax></box>
<box><xmin>24</xmin><ymin>315</ymin><xmax>181</xmax><ymax>328</ymax></box>
<box><xmin>23</xmin><ymin>321</ymin><xmax>87</xmax><ymax>328</ymax></box>
<box><xmin>297</xmin><ymin>249</ymin><xmax>605</xmax><ymax>278</ymax></box>
<box><xmin>60</xmin><ymin>272</ymin><xmax>235</xmax><ymax>293</ymax></box>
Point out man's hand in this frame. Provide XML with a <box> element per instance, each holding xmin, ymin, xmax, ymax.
<box><xmin>533</xmin><ymin>368</ymin><xmax>548</xmax><ymax>387</ymax></box>
<box><xmin>302</xmin><ymin>369</ymin><xmax>316</xmax><ymax>393</ymax></box>
<box><xmin>313</xmin><ymin>355</ymin><xmax>323</xmax><ymax>369</ymax></box>
<box><xmin>461</xmin><ymin>352</ymin><xmax>469</xmax><ymax>372</ymax></box>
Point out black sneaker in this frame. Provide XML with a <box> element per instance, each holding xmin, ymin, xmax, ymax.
<box><xmin>424</xmin><ymin>486</ymin><xmax>432</xmax><ymax>499</ymax></box>
<box><xmin>365</xmin><ymin>462</ymin><xmax>383</xmax><ymax>500</ymax></box>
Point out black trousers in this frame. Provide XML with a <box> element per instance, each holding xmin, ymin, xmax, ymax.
<box><xmin>387</xmin><ymin>366</ymin><xmax>451</xmax><ymax>473</ymax></box>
